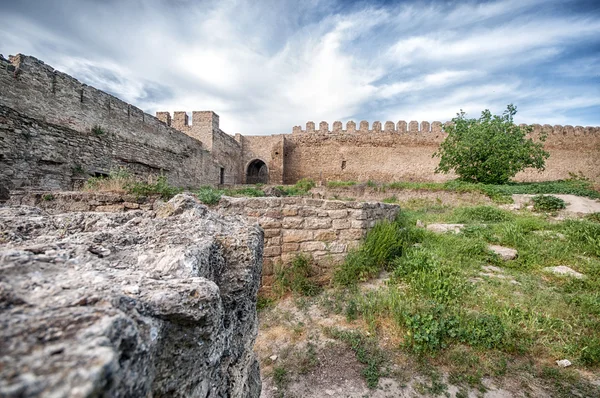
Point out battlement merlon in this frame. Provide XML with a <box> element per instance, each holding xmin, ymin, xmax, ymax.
<box><xmin>156</xmin><ymin>111</ymin><xmax>220</xmax><ymax>132</ymax></box>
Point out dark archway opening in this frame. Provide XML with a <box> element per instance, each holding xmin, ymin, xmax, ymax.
<box><xmin>246</xmin><ymin>159</ymin><xmax>268</xmax><ymax>184</ymax></box>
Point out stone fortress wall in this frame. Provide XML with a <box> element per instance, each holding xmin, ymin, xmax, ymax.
<box><xmin>0</xmin><ymin>54</ymin><xmax>225</xmax><ymax>191</ymax></box>
<box><xmin>279</xmin><ymin>120</ymin><xmax>600</xmax><ymax>184</ymax></box>
<box><xmin>1</xmin><ymin>53</ymin><xmax>599</xmax><ymax>193</ymax></box>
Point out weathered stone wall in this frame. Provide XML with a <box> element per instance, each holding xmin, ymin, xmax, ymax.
<box><xmin>157</xmin><ymin>111</ymin><xmax>243</xmax><ymax>185</ymax></box>
<box><xmin>278</xmin><ymin>121</ymin><xmax>600</xmax><ymax>184</ymax></box>
<box><xmin>0</xmin><ymin>54</ymin><xmax>221</xmax><ymax>190</ymax></box>
<box><xmin>218</xmin><ymin>197</ymin><xmax>400</xmax><ymax>287</ymax></box>
<box><xmin>0</xmin><ymin>194</ymin><xmax>262</xmax><ymax>397</ymax></box>
<box><xmin>236</xmin><ymin>134</ymin><xmax>286</xmax><ymax>184</ymax></box>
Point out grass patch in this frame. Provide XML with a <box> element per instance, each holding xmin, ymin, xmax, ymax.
<box><xmin>325</xmin><ymin>327</ymin><xmax>387</xmax><ymax>388</ymax></box>
<box><xmin>327</xmin><ymin>180</ymin><xmax>358</xmax><ymax>188</ymax></box>
<box><xmin>333</xmin><ymin>215</ymin><xmax>417</xmax><ymax>286</ymax></box>
<box><xmin>83</xmin><ymin>167</ymin><xmax>182</xmax><ymax>199</ymax></box>
<box><xmin>378</xmin><ymin>178</ymin><xmax>600</xmax><ymax>202</ymax></box>
<box><xmin>273</xmin><ymin>254</ymin><xmax>322</xmax><ymax>297</ymax></box>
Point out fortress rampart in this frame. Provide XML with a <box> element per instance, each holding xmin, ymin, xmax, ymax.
<box><xmin>0</xmin><ymin>54</ymin><xmax>224</xmax><ymax>190</ymax></box>
<box><xmin>276</xmin><ymin>119</ymin><xmax>600</xmax><ymax>184</ymax></box>
<box><xmin>1</xmin><ymin>53</ymin><xmax>599</xmax><ymax>192</ymax></box>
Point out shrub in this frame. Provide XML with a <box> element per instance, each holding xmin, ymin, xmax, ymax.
<box><xmin>83</xmin><ymin>167</ymin><xmax>133</xmax><ymax>192</ymax></box>
<box><xmin>580</xmin><ymin>336</ymin><xmax>600</xmax><ymax>366</ymax></box>
<box><xmin>453</xmin><ymin>205</ymin><xmax>513</xmax><ymax>223</ymax></box>
<box><xmin>41</xmin><ymin>193</ymin><xmax>55</xmax><ymax>201</ymax></box>
<box><xmin>403</xmin><ymin>304</ymin><xmax>459</xmax><ymax>354</ymax></box>
<box><xmin>434</xmin><ymin>105</ymin><xmax>549</xmax><ymax>184</ymax></box>
<box><xmin>196</xmin><ymin>186</ymin><xmax>223</xmax><ymax>205</ymax></box>
<box><xmin>459</xmin><ymin>313</ymin><xmax>506</xmax><ymax>349</ymax></box>
<box><xmin>531</xmin><ymin>195</ymin><xmax>566</xmax><ymax>213</ymax></box>
<box><xmin>126</xmin><ymin>174</ymin><xmax>182</xmax><ymax>199</ymax></box>
<box><xmin>91</xmin><ymin>125</ymin><xmax>106</xmax><ymax>136</ymax></box>
<box><xmin>295</xmin><ymin>178</ymin><xmax>316</xmax><ymax>192</ymax></box>
<box><xmin>273</xmin><ymin>254</ymin><xmax>321</xmax><ymax>296</ymax></box>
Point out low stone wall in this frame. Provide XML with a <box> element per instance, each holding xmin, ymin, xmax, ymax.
<box><xmin>217</xmin><ymin>197</ymin><xmax>400</xmax><ymax>286</ymax></box>
<box><xmin>6</xmin><ymin>190</ymin><xmax>161</xmax><ymax>212</ymax></box>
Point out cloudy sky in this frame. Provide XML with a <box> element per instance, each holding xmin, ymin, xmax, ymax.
<box><xmin>1</xmin><ymin>0</ymin><xmax>599</xmax><ymax>135</ymax></box>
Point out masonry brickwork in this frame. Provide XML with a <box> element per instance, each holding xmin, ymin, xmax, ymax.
<box><xmin>218</xmin><ymin>196</ymin><xmax>399</xmax><ymax>287</ymax></box>
<box><xmin>1</xmin><ymin>53</ymin><xmax>599</xmax><ymax>192</ymax></box>
<box><xmin>0</xmin><ymin>54</ymin><xmax>220</xmax><ymax>191</ymax></box>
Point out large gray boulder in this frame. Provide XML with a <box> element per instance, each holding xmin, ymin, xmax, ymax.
<box><xmin>0</xmin><ymin>194</ymin><xmax>263</xmax><ymax>397</ymax></box>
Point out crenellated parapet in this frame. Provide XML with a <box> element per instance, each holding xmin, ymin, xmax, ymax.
<box><xmin>290</xmin><ymin>120</ymin><xmax>600</xmax><ymax>137</ymax></box>
<box><xmin>292</xmin><ymin>120</ymin><xmax>448</xmax><ymax>135</ymax></box>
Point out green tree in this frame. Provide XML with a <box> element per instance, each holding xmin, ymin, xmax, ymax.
<box><xmin>434</xmin><ymin>105</ymin><xmax>549</xmax><ymax>184</ymax></box>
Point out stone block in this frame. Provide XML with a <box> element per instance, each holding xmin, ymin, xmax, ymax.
<box><xmin>268</xmin><ymin>236</ymin><xmax>282</xmax><ymax>245</ymax></box>
<box><xmin>323</xmin><ymin>201</ymin><xmax>349</xmax><ymax>210</ymax></box>
<box><xmin>339</xmin><ymin>229</ymin><xmax>364</xmax><ymax>240</ymax></box>
<box><xmin>351</xmin><ymin>220</ymin><xmax>369</xmax><ymax>229</ymax></box>
<box><xmin>327</xmin><ymin>242</ymin><xmax>347</xmax><ymax>253</ymax></box>
<box><xmin>332</xmin><ymin>219</ymin><xmax>351</xmax><ymax>230</ymax></box>
<box><xmin>282</xmin><ymin>217</ymin><xmax>304</xmax><ymax>229</ymax></box>
<box><xmin>123</xmin><ymin>202</ymin><xmax>140</xmax><ymax>209</ymax></box>
<box><xmin>354</xmin><ymin>210</ymin><xmax>368</xmax><ymax>220</ymax></box>
<box><xmin>300</xmin><ymin>241</ymin><xmax>326</xmax><ymax>252</ymax></box>
<box><xmin>305</xmin><ymin>218</ymin><xmax>332</xmax><ymax>229</ymax></box>
<box><xmin>314</xmin><ymin>231</ymin><xmax>337</xmax><ymax>242</ymax></box>
<box><xmin>303</xmin><ymin>199</ymin><xmax>324</xmax><ymax>207</ymax></box>
<box><xmin>299</xmin><ymin>208</ymin><xmax>317</xmax><ymax>217</ymax></box>
<box><xmin>264</xmin><ymin>209</ymin><xmax>282</xmax><ymax>219</ymax></box>
<box><xmin>282</xmin><ymin>207</ymin><xmax>298</xmax><ymax>217</ymax></box>
<box><xmin>282</xmin><ymin>243</ymin><xmax>300</xmax><ymax>252</ymax></box>
<box><xmin>95</xmin><ymin>204</ymin><xmax>125</xmax><ymax>212</ymax></box>
<box><xmin>282</xmin><ymin>229</ymin><xmax>314</xmax><ymax>243</ymax></box>
<box><xmin>264</xmin><ymin>228</ymin><xmax>281</xmax><ymax>238</ymax></box>
<box><xmin>264</xmin><ymin>246</ymin><xmax>282</xmax><ymax>257</ymax></box>
<box><xmin>328</xmin><ymin>210</ymin><xmax>348</xmax><ymax>219</ymax></box>
<box><xmin>258</xmin><ymin>217</ymin><xmax>281</xmax><ymax>229</ymax></box>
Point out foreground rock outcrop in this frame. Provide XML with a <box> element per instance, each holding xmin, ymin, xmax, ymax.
<box><xmin>0</xmin><ymin>194</ymin><xmax>262</xmax><ymax>397</ymax></box>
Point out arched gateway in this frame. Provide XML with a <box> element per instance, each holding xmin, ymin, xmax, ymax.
<box><xmin>246</xmin><ymin>159</ymin><xmax>268</xmax><ymax>184</ymax></box>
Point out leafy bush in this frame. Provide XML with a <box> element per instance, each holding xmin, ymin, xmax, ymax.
<box><xmin>41</xmin><ymin>193</ymin><xmax>55</xmax><ymax>201</ymax></box>
<box><xmin>403</xmin><ymin>304</ymin><xmax>459</xmax><ymax>354</ymax></box>
<box><xmin>580</xmin><ymin>336</ymin><xmax>600</xmax><ymax>366</ymax></box>
<box><xmin>295</xmin><ymin>178</ymin><xmax>316</xmax><ymax>192</ymax></box>
<box><xmin>273</xmin><ymin>254</ymin><xmax>321</xmax><ymax>296</ymax></box>
<box><xmin>453</xmin><ymin>205</ymin><xmax>513</xmax><ymax>223</ymax></box>
<box><xmin>434</xmin><ymin>105</ymin><xmax>549</xmax><ymax>184</ymax></box>
<box><xmin>459</xmin><ymin>313</ymin><xmax>506</xmax><ymax>349</ymax></box>
<box><xmin>531</xmin><ymin>195</ymin><xmax>566</xmax><ymax>213</ymax></box>
<box><xmin>196</xmin><ymin>186</ymin><xmax>223</xmax><ymax>205</ymax></box>
<box><xmin>277</xmin><ymin>178</ymin><xmax>316</xmax><ymax>196</ymax></box>
<box><xmin>585</xmin><ymin>213</ymin><xmax>600</xmax><ymax>223</ymax></box>
<box><xmin>564</xmin><ymin>220</ymin><xmax>600</xmax><ymax>257</ymax></box>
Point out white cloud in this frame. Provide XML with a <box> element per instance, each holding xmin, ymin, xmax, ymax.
<box><xmin>0</xmin><ymin>0</ymin><xmax>598</xmax><ymax>134</ymax></box>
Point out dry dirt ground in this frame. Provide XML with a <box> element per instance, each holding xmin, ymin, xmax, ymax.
<box><xmin>255</xmin><ymin>293</ymin><xmax>546</xmax><ymax>398</ymax></box>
